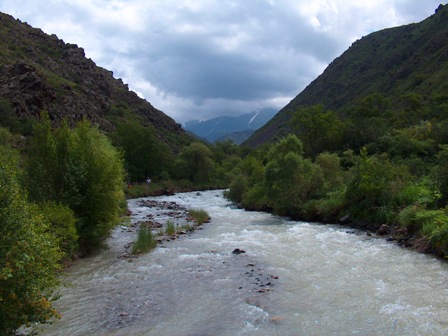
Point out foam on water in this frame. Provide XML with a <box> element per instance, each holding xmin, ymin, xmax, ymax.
<box><xmin>39</xmin><ymin>190</ymin><xmax>448</xmax><ymax>336</ymax></box>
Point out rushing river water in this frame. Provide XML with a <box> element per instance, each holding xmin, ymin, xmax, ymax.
<box><xmin>39</xmin><ymin>190</ymin><xmax>448</xmax><ymax>336</ymax></box>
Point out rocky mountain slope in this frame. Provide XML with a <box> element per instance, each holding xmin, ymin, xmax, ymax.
<box><xmin>0</xmin><ymin>12</ymin><xmax>193</xmax><ymax>148</ymax></box>
<box><xmin>184</xmin><ymin>108</ymin><xmax>277</xmax><ymax>143</ymax></box>
<box><xmin>245</xmin><ymin>4</ymin><xmax>448</xmax><ymax>147</ymax></box>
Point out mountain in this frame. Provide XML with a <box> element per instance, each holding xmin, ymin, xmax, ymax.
<box><xmin>245</xmin><ymin>4</ymin><xmax>448</xmax><ymax>147</ymax></box>
<box><xmin>184</xmin><ymin>108</ymin><xmax>277</xmax><ymax>143</ymax></box>
<box><xmin>0</xmin><ymin>12</ymin><xmax>194</xmax><ymax>149</ymax></box>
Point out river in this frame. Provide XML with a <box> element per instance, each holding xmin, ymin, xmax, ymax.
<box><xmin>38</xmin><ymin>190</ymin><xmax>448</xmax><ymax>335</ymax></box>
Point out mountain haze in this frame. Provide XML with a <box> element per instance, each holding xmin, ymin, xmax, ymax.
<box><xmin>184</xmin><ymin>108</ymin><xmax>277</xmax><ymax>143</ymax></box>
<box><xmin>245</xmin><ymin>4</ymin><xmax>448</xmax><ymax>147</ymax></box>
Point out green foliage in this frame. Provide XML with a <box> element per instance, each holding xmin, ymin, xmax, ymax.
<box><xmin>396</xmin><ymin>179</ymin><xmax>440</xmax><ymax>208</ymax></box>
<box><xmin>132</xmin><ymin>225</ymin><xmax>157</xmax><ymax>254</ymax></box>
<box><xmin>399</xmin><ymin>208</ymin><xmax>448</xmax><ymax>256</ymax></box>
<box><xmin>110</xmin><ymin>120</ymin><xmax>173</xmax><ymax>182</ymax></box>
<box><xmin>212</xmin><ymin>139</ymin><xmax>241</xmax><ymax>164</ymax></box>
<box><xmin>188</xmin><ymin>209</ymin><xmax>210</xmax><ymax>225</ymax></box>
<box><xmin>173</xmin><ymin>142</ymin><xmax>215</xmax><ymax>184</ymax></box>
<box><xmin>264</xmin><ymin>135</ymin><xmax>324</xmax><ymax>216</ymax></box>
<box><xmin>371</xmin><ymin>122</ymin><xmax>435</xmax><ymax>160</ymax></box>
<box><xmin>432</xmin><ymin>144</ymin><xmax>448</xmax><ymax>204</ymax></box>
<box><xmin>40</xmin><ymin>202</ymin><xmax>78</xmax><ymax>260</ymax></box>
<box><xmin>397</xmin><ymin>204</ymin><xmax>425</xmax><ymax>234</ymax></box>
<box><xmin>26</xmin><ymin>115</ymin><xmax>126</xmax><ymax>254</ymax></box>
<box><xmin>225</xmin><ymin>174</ymin><xmax>248</xmax><ymax>203</ymax></box>
<box><xmin>315</xmin><ymin>152</ymin><xmax>346</xmax><ymax>194</ymax></box>
<box><xmin>215</xmin><ymin>155</ymin><xmax>243</xmax><ymax>185</ymax></box>
<box><xmin>0</xmin><ymin>148</ymin><xmax>62</xmax><ymax>334</ymax></box>
<box><xmin>420</xmin><ymin>209</ymin><xmax>448</xmax><ymax>257</ymax></box>
<box><xmin>166</xmin><ymin>220</ymin><xmax>176</xmax><ymax>235</ymax></box>
<box><xmin>66</xmin><ymin>120</ymin><xmax>126</xmax><ymax>252</ymax></box>
<box><xmin>241</xmin><ymin>184</ymin><xmax>269</xmax><ymax>211</ymax></box>
<box><xmin>345</xmin><ymin>148</ymin><xmax>412</xmax><ymax>222</ymax></box>
<box><xmin>290</xmin><ymin>104</ymin><xmax>344</xmax><ymax>157</ymax></box>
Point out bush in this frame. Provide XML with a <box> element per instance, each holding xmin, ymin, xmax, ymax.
<box><xmin>300</xmin><ymin>188</ymin><xmax>347</xmax><ymax>222</ymax></box>
<box><xmin>415</xmin><ymin>209</ymin><xmax>448</xmax><ymax>256</ymax></box>
<box><xmin>40</xmin><ymin>202</ymin><xmax>78</xmax><ymax>260</ymax></box>
<box><xmin>226</xmin><ymin>174</ymin><xmax>248</xmax><ymax>203</ymax></box>
<box><xmin>241</xmin><ymin>184</ymin><xmax>270</xmax><ymax>211</ymax></box>
<box><xmin>345</xmin><ymin>149</ymin><xmax>412</xmax><ymax>223</ymax></box>
<box><xmin>397</xmin><ymin>204</ymin><xmax>425</xmax><ymax>234</ymax></box>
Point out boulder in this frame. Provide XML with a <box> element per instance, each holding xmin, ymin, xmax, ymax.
<box><xmin>377</xmin><ymin>224</ymin><xmax>390</xmax><ymax>235</ymax></box>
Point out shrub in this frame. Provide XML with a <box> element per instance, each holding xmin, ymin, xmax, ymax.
<box><xmin>345</xmin><ymin>148</ymin><xmax>412</xmax><ymax>223</ymax></box>
<box><xmin>40</xmin><ymin>202</ymin><xmax>78</xmax><ymax>260</ymax></box>
<box><xmin>301</xmin><ymin>188</ymin><xmax>347</xmax><ymax>222</ymax></box>
<box><xmin>418</xmin><ymin>209</ymin><xmax>448</xmax><ymax>257</ymax></box>
<box><xmin>241</xmin><ymin>184</ymin><xmax>270</xmax><ymax>211</ymax></box>
<box><xmin>226</xmin><ymin>174</ymin><xmax>248</xmax><ymax>203</ymax></box>
<box><xmin>397</xmin><ymin>204</ymin><xmax>425</xmax><ymax>234</ymax></box>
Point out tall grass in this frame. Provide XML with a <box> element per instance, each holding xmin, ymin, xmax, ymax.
<box><xmin>189</xmin><ymin>209</ymin><xmax>210</xmax><ymax>224</ymax></box>
<box><xmin>166</xmin><ymin>220</ymin><xmax>176</xmax><ymax>235</ymax></box>
<box><xmin>132</xmin><ymin>225</ymin><xmax>157</xmax><ymax>254</ymax></box>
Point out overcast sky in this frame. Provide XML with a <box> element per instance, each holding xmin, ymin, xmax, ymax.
<box><xmin>0</xmin><ymin>1</ymin><xmax>443</xmax><ymax>123</ymax></box>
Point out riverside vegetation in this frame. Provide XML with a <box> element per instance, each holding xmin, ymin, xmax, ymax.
<box><xmin>131</xmin><ymin>209</ymin><xmax>210</xmax><ymax>255</ymax></box>
<box><xmin>2</xmin><ymin>4</ymin><xmax>448</xmax><ymax>335</ymax></box>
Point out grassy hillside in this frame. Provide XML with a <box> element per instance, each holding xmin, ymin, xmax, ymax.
<box><xmin>245</xmin><ymin>4</ymin><xmax>448</xmax><ymax>147</ymax></box>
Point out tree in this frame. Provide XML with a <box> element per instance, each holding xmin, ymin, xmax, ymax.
<box><xmin>264</xmin><ymin>135</ymin><xmax>323</xmax><ymax>217</ymax></box>
<box><xmin>345</xmin><ymin>148</ymin><xmax>412</xmax><ymax>223</ymax></box>
<box><xmin>433</xmin><ymin>144</ymin><xmax>448</xmax><ymax>206</ymax></box>
<box><xmin>110</xmin><ymin>120</ymin><xmax>173</xmax><ymax>182</ymax></box>
<box><xmin>173</xmin><ymin>142</ymin><xmax>214</xmax><ymax>183</ymax></box>
<box><xmin>289</xmin><ymin>104</ymin><xmax>343</xmax><ymax>157</ymax></box>
<box><xmin>64</xmin><ymin>120</ymin><xmax>126</xmax><ymax>252</ymax></box>
<box><xmin>26</xmin><ymin>116</ymin><xmax>126</xmax><ymax>253</ymax></box>
<box><xmin>315</xmin><ymin>152</ymin><xmax>346</xmax><ymax>193</ymax></box>
<box><xmin>0</xmin><ymin>145</ymin><xmax>62</xmax><ymax>334</ymax></box>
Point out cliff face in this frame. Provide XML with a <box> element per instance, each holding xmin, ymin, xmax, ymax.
<box><xmin>245</xmin><ymin>4</ymin><xmax>448</xmax><ymax>147</ymax></box>
<box><xmin>0</xmin><ymin>12</ymin><xmax>191</xmax><ymax>146</ymax></box>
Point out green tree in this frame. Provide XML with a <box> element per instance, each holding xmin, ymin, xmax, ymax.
<box><xmin>0</xmin><ymin>146</ymin><xmax>62</xmax><ymax>335</ymax></box>
<box><xmin>290</xmin><ymin>104</ymin><xmax>343</xmax><ymax>157</ymax></box>
<box><xmin>110</xmin><ymin>120</ymin><xmax>173</xmax><ymax>182</ymax></box>
<box><xmin>264</xmin><ymin>135</ymin><xmax>323</xmax><ymax>217</ymax></box>
<box><xmin>40</xmin><ymin>202</ymin><xmax>78</xmax><ymax>260</ymax></box>
<box><xmin>173</xmin><ymin>142</ymin><xmax>214</xmax><ymax>184</ymax></box>
<box><xmin>67</xmin><ymin>120</ymin><xmax>126</xmax><ymax>252</ymax></box>
<box><xmin>346</xmin><ymin>93</ymin><xmax>392</xmax><ymax>151</ymax></box>
<box><xmin>26</xmin><ymin>116</ymin><xmax>126</xmax><ymax>253</ymax></box>
<box><xmin>315</xmin><ymin>152</ymin><xmax>346</xmax><ymax>193</ymax></box>
<box><xmin>433</xmin><ymin>144</ymin><xmax>448</xmax><ymax>205</ymax></box>
<box><xmin>345</xmin><ymin>148</ymin><xmax>412</xmax><ymax>223</ymax></box>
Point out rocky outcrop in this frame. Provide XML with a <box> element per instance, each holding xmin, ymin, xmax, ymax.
<box><xmin>0</xmin><ymin>12</ymin><xmax>191</xmax><ymax>146</ymax></box>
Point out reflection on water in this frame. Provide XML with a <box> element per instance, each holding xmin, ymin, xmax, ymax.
<box><xmin>39</xmin><ymin>190</ymin><xmax>448</xmax><ymax>336</ymax></box>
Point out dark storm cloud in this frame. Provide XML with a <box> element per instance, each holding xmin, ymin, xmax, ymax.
<box><xmin>0</xmin><ymin>0</ymin><xmax>444</xmax><ymax>122</ymax></box>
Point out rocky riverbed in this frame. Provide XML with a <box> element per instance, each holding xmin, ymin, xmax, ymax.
<box><xmin>103</xmin><ymin>196</ymin><xmax>281</xmax><ymax>332</ymax></box>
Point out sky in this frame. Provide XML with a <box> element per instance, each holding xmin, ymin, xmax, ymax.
<box><xmin>0</xmin><ymin>1</ymin><xmax>443</xmax><ymax>124</ymax></box>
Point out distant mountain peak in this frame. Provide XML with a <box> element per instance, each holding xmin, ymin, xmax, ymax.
<box><xmin>184</xmin><ymin>108</ymin><xmax>277</xmax><ymax>144</ymax></box>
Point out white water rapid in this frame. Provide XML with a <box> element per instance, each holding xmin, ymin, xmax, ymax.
<box><xmin>38</xmin><ymin>190</ymin><xmax>448</xmax><ymax>336</ymax></box>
